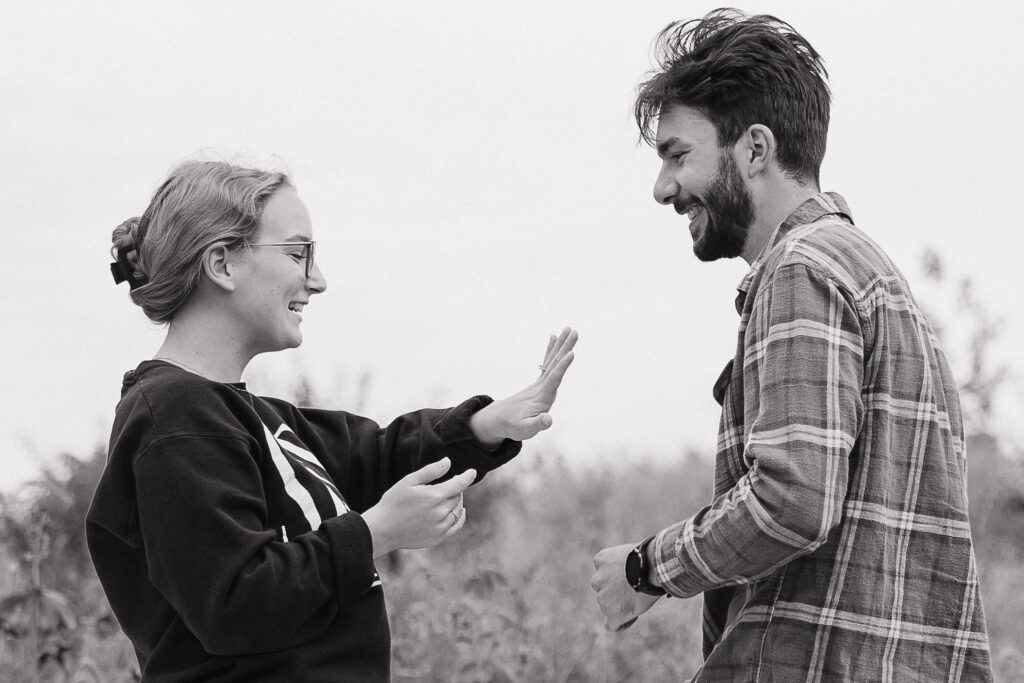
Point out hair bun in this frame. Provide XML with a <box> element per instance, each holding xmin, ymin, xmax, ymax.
<box><xmin>112</xmin><ymin>217</ymin><xmax>141</xmax><ymax>249</ymax></box>
<box><xmin>110</xmin><ymin>217</ymin><xmax>148</xmax><ymax>290</ymax></box>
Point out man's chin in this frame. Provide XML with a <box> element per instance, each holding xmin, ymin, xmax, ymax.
<box><xmin>692</xmin><ymin>224</ymin><xmax>748</xmax><ymax>261</ymax></box>
<box><xmin>693</xmin><ymin>237</ymin><xmax>725</xmax><ymax>262</ymax></box>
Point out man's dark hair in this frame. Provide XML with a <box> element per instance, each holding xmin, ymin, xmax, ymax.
<box><xmin>635</xmin><ymin>8</ymin><xmax>830</xmax><ymax>184</ymax></box>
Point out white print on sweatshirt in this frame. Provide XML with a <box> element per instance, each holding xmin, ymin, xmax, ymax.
<box><xmin>262</xmin><ymin>422</ymin><xmax>349</xmax><ymax>534</ymax></box>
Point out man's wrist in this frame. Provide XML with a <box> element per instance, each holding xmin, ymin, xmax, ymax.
<box><xmin>625</xmin><ymin>535</ymin><xmax>667</xmax><ymax>597</ymax></box>
<box><xmin>643</xmin><ymin>536</ymin><xmax>665</xmax><ymax>591</ymax></box>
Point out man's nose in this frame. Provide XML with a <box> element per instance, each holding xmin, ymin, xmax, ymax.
<box><xmin>653</xmin><ymin>168</ymin><xmax>678</xmax><ymax>205</ymax></box>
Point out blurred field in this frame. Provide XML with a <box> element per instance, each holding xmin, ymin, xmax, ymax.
<box><xmin>1</xmin><ymin>435</ymin><xmax>1021</xmax><ymax>682</ymax></box>
<box><xmin>394</xmin><ymin>440</ymin><xmax>1024</xmax><ymax>681</ymax></box>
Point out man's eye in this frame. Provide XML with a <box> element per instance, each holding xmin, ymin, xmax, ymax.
<box><xmin>288</xmin><ymin>252</ymin><xmax>306</xmax><ymax>260</ymax></box>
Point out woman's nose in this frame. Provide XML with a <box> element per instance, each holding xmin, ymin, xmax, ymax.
<box><xmin>307</xmin><ymin>261</ymin><xmax>327</xmax><ymax>293</ymax></box>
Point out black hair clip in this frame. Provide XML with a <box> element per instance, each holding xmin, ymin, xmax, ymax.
<box><xmin>110</xmin><ymin>245</ymin><xmax>148</xmax><ymax>290</ymax></box>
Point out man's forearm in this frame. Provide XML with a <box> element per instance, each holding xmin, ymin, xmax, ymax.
<box><xmin>648</xmin><ymin>446</ymin><xmax>849</xmax><ymax>598</ymax></box>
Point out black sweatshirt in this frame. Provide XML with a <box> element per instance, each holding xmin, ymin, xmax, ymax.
<box><xmin>86</xmin><ymin>361</ymin><xmax>520</xmax><ymax>682</ymax></box>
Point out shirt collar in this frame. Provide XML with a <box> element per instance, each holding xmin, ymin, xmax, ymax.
<box><xmin>734</xmin><ymin>192</ymin><xmax>853</xmax><ymax>313</ymax></box>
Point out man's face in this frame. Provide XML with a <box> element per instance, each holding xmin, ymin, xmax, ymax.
<box><xmin>652</xmin><ymin>104</ymin><xmax>755</xmax><ymax>262</ymax></box>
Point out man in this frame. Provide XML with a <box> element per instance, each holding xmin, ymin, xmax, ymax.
<box><xmin>590</xmin><ymin>9</ymin><xmax>993</xmax><ymax>681</ymax></box>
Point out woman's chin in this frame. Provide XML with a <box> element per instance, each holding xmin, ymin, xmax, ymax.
<box><xmin>261</xmin><ymin>332</ymin><xmax>303</xmax><ymax>354</ymax></box>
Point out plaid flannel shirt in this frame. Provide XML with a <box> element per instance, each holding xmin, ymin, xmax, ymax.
<box><xmin>650</xmin><ymin>193</ymin><xmax>993</xmax><ymax>682</ymax></box>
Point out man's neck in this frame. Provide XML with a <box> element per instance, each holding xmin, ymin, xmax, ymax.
<box><xmin>741</xmin><ymin>180</ymin><xmax>820</xmax><ymax>265</ymax></box>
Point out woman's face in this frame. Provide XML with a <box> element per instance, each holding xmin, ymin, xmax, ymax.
<box><xmin>229</xmin><ymin>186</ymin><xmax>327</xmax><ymax>356</ymax></box>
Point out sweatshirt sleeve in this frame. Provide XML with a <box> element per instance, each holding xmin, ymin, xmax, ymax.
<box><xmin>133</xmin><ymin>432</ymin><xmax>377</xmax><ymax>656</ymax></box>
<box><xmin>279</xmin><ymin>395</ymin><xmax>522</xmax><ymax>512</ymax></box>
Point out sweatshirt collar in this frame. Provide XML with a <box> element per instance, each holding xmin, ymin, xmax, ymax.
<box><xmin>123</xmin><ymin>360</ymin><xmax>248</xmax><ymax>391</ymax></box>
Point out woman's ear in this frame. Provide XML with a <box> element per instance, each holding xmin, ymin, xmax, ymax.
<box><xmin>743</xmin><ymin>124</ymin><xmax>776</xmax><ymax>178</ymax></box>
<box><xmin>201</xmin><ymin>244</ymin><xmax>237</xmax><ymax>293</ymax></box>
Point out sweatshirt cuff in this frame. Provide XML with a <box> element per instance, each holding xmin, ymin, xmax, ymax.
<box><xmin>433</xmin><ymin>395</ymin><xmax>522</xmax><ymax>483</ymax></box>
<box><xmin>322</xmin><ymin>511</ymin><xmax>379</xmax><ymax>603</ymax></box>
<box><xmin>435</xmin><ymin>395</ymin><xmax>494</xmax><ymax>444</ymax></box>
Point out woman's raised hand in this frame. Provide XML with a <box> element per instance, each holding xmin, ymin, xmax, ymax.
<box><xmin>361</xmin><ymin>458</ymin><xmax>474</xmax><ymax>559</ymax></box>
<box><xmin>469</xmin><ymin>327</ymin><xmax>579</xmax><ymax>445</ymax></box>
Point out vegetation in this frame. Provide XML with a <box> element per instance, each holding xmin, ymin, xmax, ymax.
<box><xmin>2</xmin><ymin>261</ymin><xmax>1021</xmax><ymax>681</ymax></box>
<box><xmin>2</xmin><ymin>439</ymin><xmax>1021</xmax><ymax>682</ymax></box>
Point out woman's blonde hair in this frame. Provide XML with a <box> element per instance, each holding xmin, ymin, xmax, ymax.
<box><xmin>112</xmin><ymin>160</ymin><xmax>290</xmax><ymax>323</ymax></box>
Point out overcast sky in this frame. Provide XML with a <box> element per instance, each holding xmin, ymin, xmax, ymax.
<box><xmin>2</xmin><ymin>1</ymin><xmax>1022</xmax><ymax>493</ymax></box>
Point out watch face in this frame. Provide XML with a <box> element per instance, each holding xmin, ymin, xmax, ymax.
<box><xmin>625</xmin><ymin>547</ymin><xmax>642</xmax><ymax>588</ymax></box>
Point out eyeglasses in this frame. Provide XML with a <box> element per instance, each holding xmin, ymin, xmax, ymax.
<box><xmin>246</xmin><ymin>241</ymin><xmax>317</xmax><ymax>278</ymax></box>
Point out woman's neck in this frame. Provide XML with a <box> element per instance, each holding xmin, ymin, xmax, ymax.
<box><xmin>155</xmin><ymin>311</ymin><xmax>252</xmax><ymax>383</ymax></box>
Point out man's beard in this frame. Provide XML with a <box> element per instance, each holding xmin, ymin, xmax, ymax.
<box><xmin>693</xmin><ymin>152</ymin><xmax>755</xmax><ymax>262</ymax></box>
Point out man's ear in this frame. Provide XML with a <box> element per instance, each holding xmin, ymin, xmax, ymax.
<box><xmin>741</xmin><ymin>124</ymin><xmax>776</xmax><ymax>178</ymax></box>
<box><xmin>201</xmin><ymin>244</ymin><xmax>237</xmax><ymax>293</ymax></box>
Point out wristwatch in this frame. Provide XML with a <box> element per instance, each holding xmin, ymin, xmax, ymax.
<box><xmin>625</xmin><ymin>535</ymin><xmax>666</xmax><ymax>596</ymax></box>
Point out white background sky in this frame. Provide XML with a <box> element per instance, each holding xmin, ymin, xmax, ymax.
<box><xmin>2</xmin><ymin>1</ymin><xmax>1022</xmax><ymax>493</ymax></box>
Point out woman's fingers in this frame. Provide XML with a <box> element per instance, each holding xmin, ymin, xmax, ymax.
<box><xmin>444</xmin><ymin>506</ymin><xmax>467</xmax><ymax>537</ymax></box>
<box><xmin>540</xmin><ymin>327</ymin><xmax>578</xmax><ymax>375</ymax></box>
<box><xmin>530</xmin><ymin>413</ymin><xmax>553</xmax><ymax>434</ymax></box>
<box><xmin>507</xmin><ymin>413</ymin><xmax>553</xmax><ymax>441</ymax></box>
<box><xmin>403</xmin><ymin>457</ymin><xmax>452</xmax><ymax>486</ymax></box>
<box><xmin>432</xmin><ymin>468</ymin><xmax>476</xmax><ymax>499</ymax></box>
<box><xmin>537</xmin><ymin>348</ymin><xmax>576</xmax><ymax>399</ymax></box>
<box><xmin>550</xmin><ymin>328</ymin><xmax>578</xmax><ymax>366</ymax></box>
<box><xmin>550</xmin><ymin>327</ymin><xmax>572</xmax><ymax>357</ymax></box>
<box><xmin>438</xmin><ymin>494</ymin><xmax>466</xmax><ymax>537</ymax></box>
<box><xmin>545</xmin><ymin>349</ymin><xmax>575</xmax><ymax>387</ymax></box>
<box><xmin>449</xmin><ymin>493</ymin><xmax>464</xmax><ymax>520</ymax></box>
<box><xmin>447</xmin><ymin>500</ymin><xmax>465</xmax><ymax>528</ymax></box>
<box><xmin>540</xmin><ymin>333</ymin><xmax>557</xmax><ymax>373</ymax></box>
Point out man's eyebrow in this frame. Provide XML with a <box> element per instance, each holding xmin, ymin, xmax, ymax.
<box><xmin>656</xmin><ymin>137</ymin><xmax>683</xmax><ymax>159</ymax></box>
<box><xmin>283</xmin><ymin>234</ymin><xmax>312</xmax><ymax>242</ymax></box>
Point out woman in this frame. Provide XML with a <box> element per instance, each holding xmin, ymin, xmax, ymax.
<box><xmin>86</xmin><ymin>160</ymin><xmax>577</xmax><ymax>682</ymax></box>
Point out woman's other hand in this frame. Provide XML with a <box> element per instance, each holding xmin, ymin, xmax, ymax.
<box><xmin>469</xmin><ymin>327</ymin><xmax>578</xmax><ymax>445</ymax></box>
<box><xmin>361</xmin><ymin>458</ymin><xmax>473</xmax><ymax>558</ymax></box>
